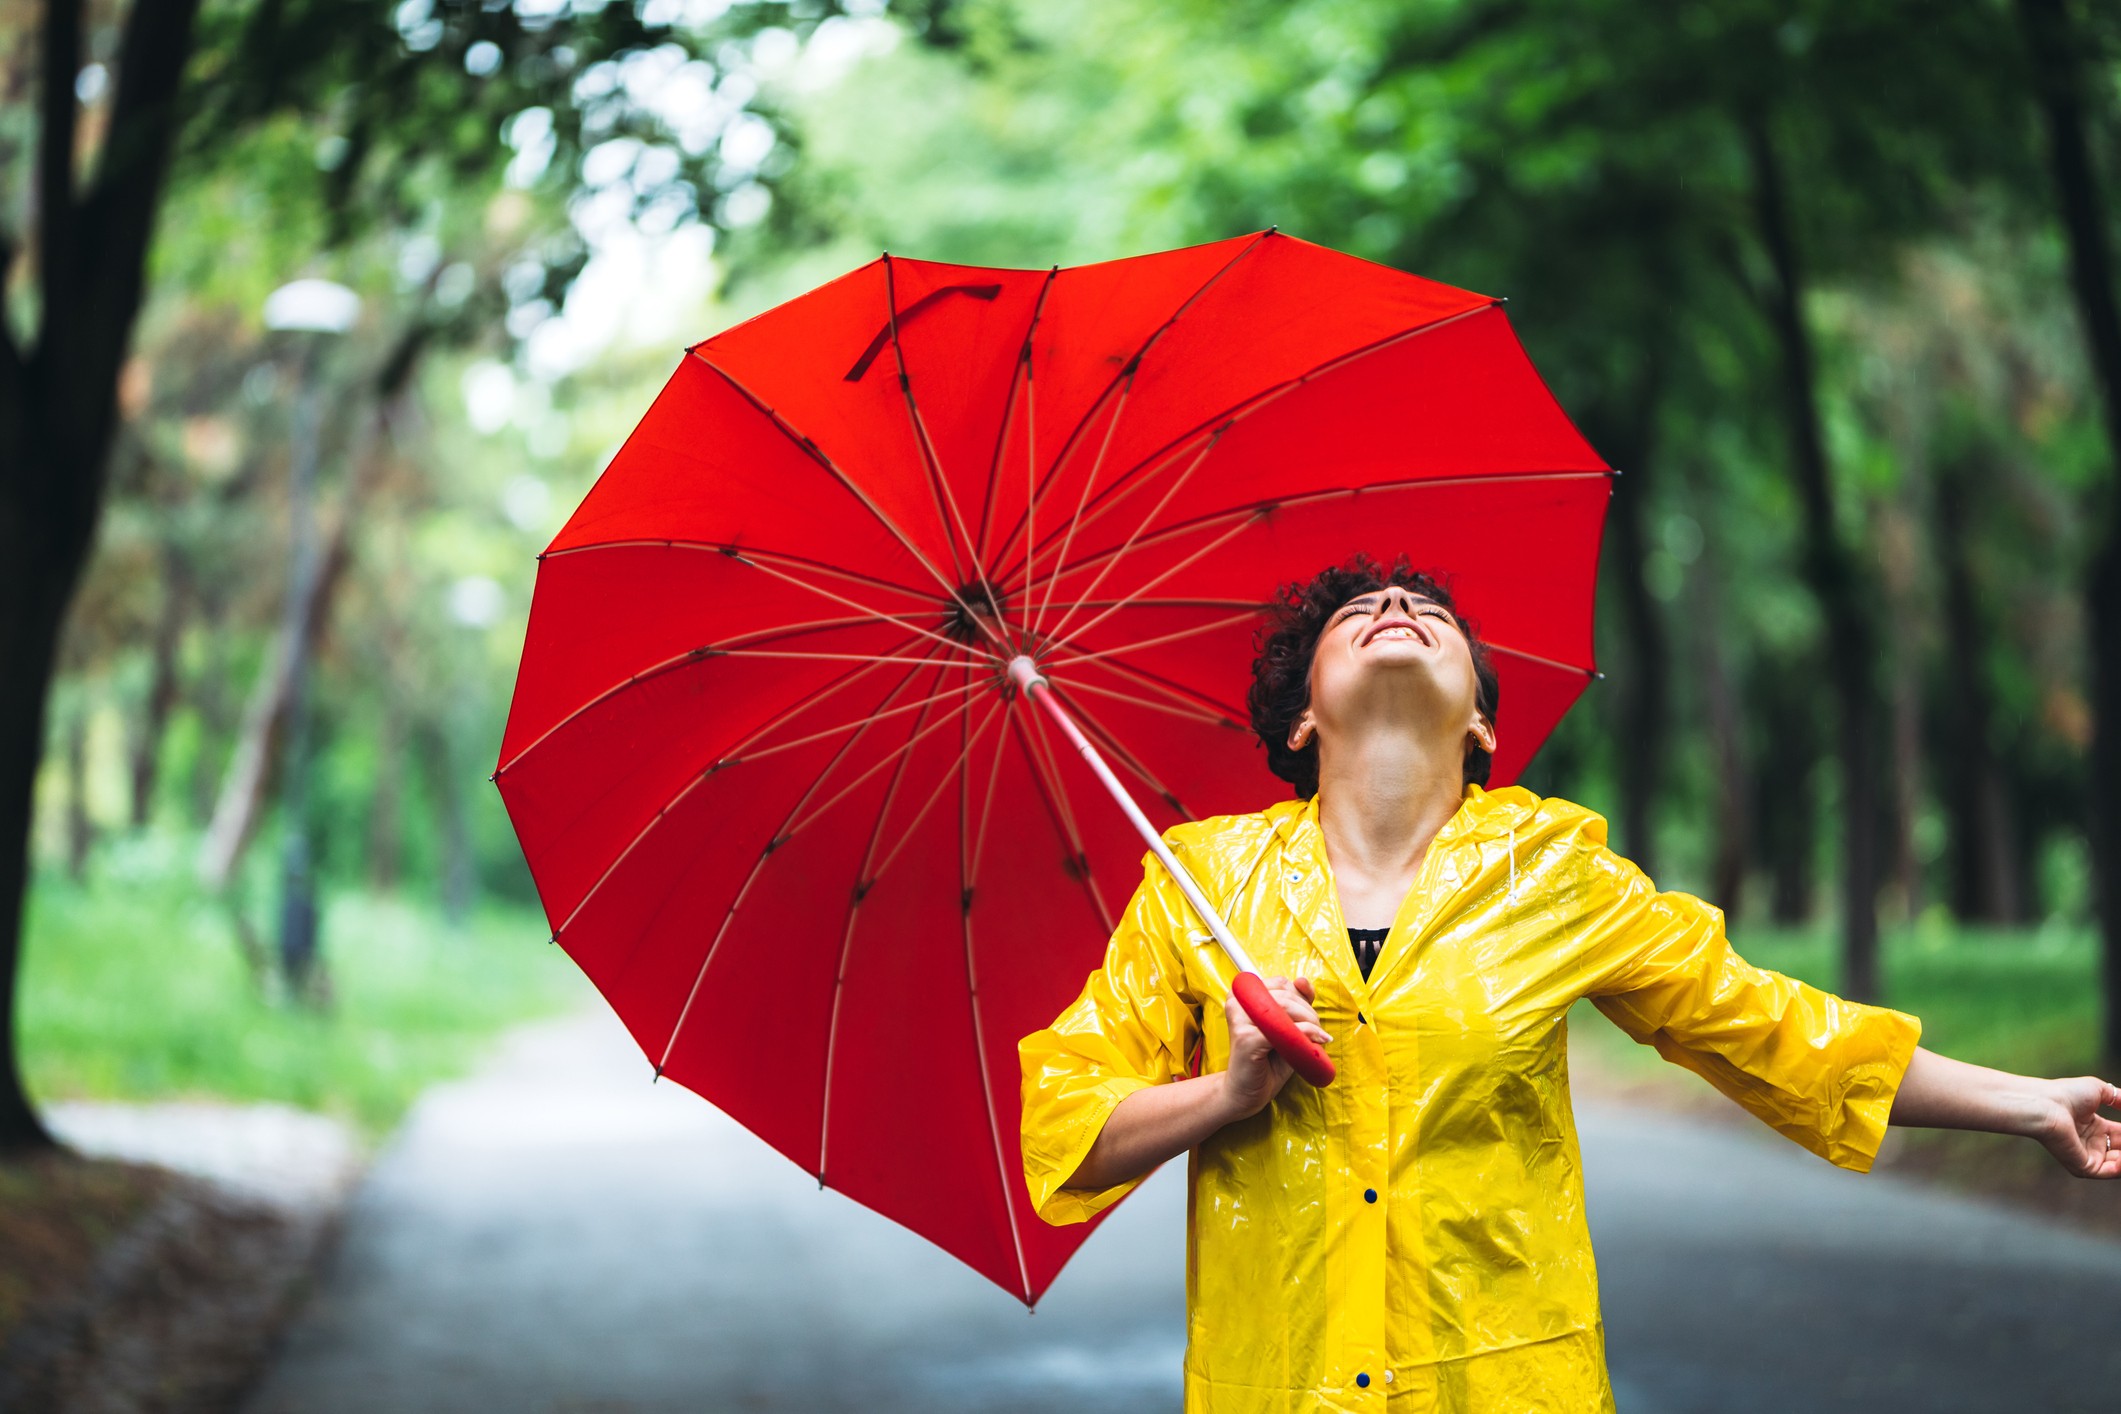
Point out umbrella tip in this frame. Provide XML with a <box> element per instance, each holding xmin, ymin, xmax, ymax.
<box><xmin>1592</xmin><ymin>670</ymin><xmax>1607</xmax><ymax>682</ymax></box>
<box><xmin>548</xmin><ymin>934</ymin><xmax>558</xmax><ymax>945</ymax></box>
<box><xmin>653</xmin><ymin>1064</ymin><xmax>663</xmax><ymax>1082</ymax></box>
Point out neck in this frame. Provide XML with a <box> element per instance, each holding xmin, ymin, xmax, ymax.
<box><xmin>1313</xmin><ymin>722</ymin><xmax>1467</xmax><ymax>901</ymax></box>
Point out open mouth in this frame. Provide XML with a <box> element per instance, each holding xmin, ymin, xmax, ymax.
<box><xmin>1360</xmin><ymin>616</ymin><xmax>1430</xmax><ymax>648</ymax></box>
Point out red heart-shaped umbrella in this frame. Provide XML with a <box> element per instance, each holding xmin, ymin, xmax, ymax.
<box><xmin>494</xmin><ymin>231</ymin><xmax>1610</xmax><ymax>1303</ymax></box>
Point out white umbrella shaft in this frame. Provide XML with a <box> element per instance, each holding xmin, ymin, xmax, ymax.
<box><xmin>1007</xmin><ymin>656</ymin><xmax>1261</xmax><ymax>976</ymax></box>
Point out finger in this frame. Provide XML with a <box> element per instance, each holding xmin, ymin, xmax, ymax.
<box><xmin>1264</xmin><ymin>990</ymin><xmax>1329</xmax><ymax>1041</ymax></box>
<box><xmin>1292</xmin><ymin>976</ymin><xmax>1316</xmax><ymax>1001</ymax></box>
<box><xmin>1299</xmin><ymin>1024</ymin><xmax>1331</xmax><ymax>1048</ymax></box>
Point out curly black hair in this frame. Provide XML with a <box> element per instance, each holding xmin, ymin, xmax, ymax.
<box><xmin>1247</xmin><ymin>554</ymin><xmax>1500</xmax><ymax>798</ymax></box>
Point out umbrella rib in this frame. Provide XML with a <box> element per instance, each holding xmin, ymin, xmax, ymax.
<box><xmin>783</xmin><ymin>681</ymin><xmax>1000</xmax><ymax>843</ymax></box>
<box><xmin>864</xmin><ymin>695</ymin><xmax>1005</xmax><ymax>888</ymax></box>
<box><xmin>1005</xmin><ymin>709</ymin><xmax>1117</xmax><ymax>936</ymax></box>
<box><xmin>692</xmin><ymin>354</ymin><xmax>1012</xmax><ymax>658</ymax></box>
<box><xmin>990</xmin><ymin>300</ymin><xmax>1507</xmax><ymax>590</ymax></box>
<box><xmin>559</xmin><ymin>652</ymin><xmax>933</xmax><ymax>949</ymax></box>
<box><xmin>1049</xmin><ymin>685</ymin><xmax>1192</xmax><ymax>820</ymax></box>
<box><xmin>1486</xmin><ymin>641</ymin><xmax>1600</xmax><ymax>677</ymax></box>
<box><xmin>1012</xmin><ymin>693</ymin><xmax>1093</xmax><ymax>869</ymax></box>
<box><xmin>975</xmin><ymin>266</ymin><xmax>1057</xmax><ymax>569</ymax></box>
<box><xmin>1058</xmin><ymin>654</ymin><xmax>1250</xmax><ymax>729</ymax></box>
<box><xmin>1021</xmin><ymin>312</ymin><xmax>1040</xmax><ymax>656</ymax></box>
<box><xmin>496</xmin><ymin>620</ymin><xmax>922</xmax><ymax>779</ymax></box>
<box><xmin>728</xmin><ymin>547</ymin><xmax>988</xmax><ymax>662</ymax></box>
<box><xmin>1031</xmin><ymin>509</ymin><xmax>1267</xmax><ymax>652</ymax></box>
<box><xmin>1041</xmin><ymin>609</ymin><xmax>1263</xmax><ymax>672</ymax></box>
<box><xmin>702</xmin><ymin>648</ymin><xmax>970</xmax><ymax>668</ymax></box>
<box><xmin>540</xmin><ymin>539</ymin><xmax>936</xmax><ymax>607</ymax></box>
<box><xmin>989</xmin><ymin>231</ymin><xmax>1272</xmax><ymax>581</ymax></box>
<box><xmin>723</xmin><ymin>675</ymin><xmax>990</xmax><ymax>772</ymax></box>
<box><xmin>882</xmin><ymin>254</ymin><xmax>973</xmax><ymax>588</ymax></box>
<box><xmin>1044</xmin><ymin>671</ymin><xmax>1236</xmax><ymax>729</ymax></box>
<box><xmin>819</xmin><ymin>660</ymin><xmax>966</xmax><ymax>1181</ymax></box>
<box><xmin>1039</xmin><ymin>429</ymin><xmax>1232</xmax><ymax>649</ymax></box>
<box><xmin>1034</xmin><ymin>302</ymin><xmax>1506</xmax><ymax>568</ymax></box>
<box><xmin>660</xmin><ymin>656</ymin><xmax>948</xmax><ymax>1077</ymax></box>
<box><xmin>962</xmin><ymin>734</ymin><xmax>1036</xmax><ymax>1304</ymax></box>
<box><xmin>967</xmin><ymin>681</ymin><xmax>1012</xmax><ymax>883</ymax></box>
<box><xmin>877</xmin><ymin>260</ymin><xmax>1020</xmax><ymax>665</ymax></box>
<box><xmin>699</xmin><ymin>639</ymin><xmax>928</xmax><ymax>767</ymax></box>
<box><xmin>1029</xmin><ymin>382</ymin><xmax>1133</xmax><ymax>642</ymax></box>
<box><xmin>1017</xmin><ymin>469</ymin><xmax>1616</xmax><ymax>611</ymax></box>
<box><xmin>1013</xmin><ymin>596</ymin><xmax>1261</xmax><ymax>613</ymax></box>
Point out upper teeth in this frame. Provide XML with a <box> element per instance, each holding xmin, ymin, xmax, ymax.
<box><xmin>1374</xmin><ymin>626</ymin><xmax>1416</xmax><ymax>640</ymax></box>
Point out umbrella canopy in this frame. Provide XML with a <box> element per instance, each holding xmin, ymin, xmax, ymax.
<box><xmin>494</xmin><ymin>231</ymin><xmax>1611</xmax><ymax>1304</ymax></box>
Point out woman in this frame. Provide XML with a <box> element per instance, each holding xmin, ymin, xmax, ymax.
<box><xmin>1018</xmin><ymin>556</ymin><xmax>2121</xmax><ymax>1414</ymax></box>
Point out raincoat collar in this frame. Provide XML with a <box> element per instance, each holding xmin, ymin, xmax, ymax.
<box><xmin>1269</xmin><ymin>782</ymin><xmax>1531</xmax><ymax>998</ymax></box>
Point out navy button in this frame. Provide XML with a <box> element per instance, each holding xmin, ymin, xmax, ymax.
<box><xmin>1364</xmin><ymin>1188</ymin><xmax>1377</xmax><ymax>1203</ymax></box>
<box><xmin>1356</xmin><ymin>1372</ymin><xmax>1371</xmax><ymax>1388</ymax></box>
<box><xmin>1356</xmin><ymin>1011</ymin><xmax>1366</xmax><ymax>1024</ymax></box>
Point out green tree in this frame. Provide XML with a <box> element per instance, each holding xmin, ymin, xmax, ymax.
<box><xmin>0</xmin><ymin>0</ymin><xmax>839</xmax><ymax>1151</ymax></box>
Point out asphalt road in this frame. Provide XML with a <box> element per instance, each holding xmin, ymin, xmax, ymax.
<box><xmin>244</xmin><ymin>1009</ymin><xmax>2121</xmax><ymax>1413</ymax></box>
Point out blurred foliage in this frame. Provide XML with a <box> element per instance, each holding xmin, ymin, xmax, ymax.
<box><xmin>20</xmin><ymin>837</ymin><xmax>585</xmax><ymax>1133</ymax></box>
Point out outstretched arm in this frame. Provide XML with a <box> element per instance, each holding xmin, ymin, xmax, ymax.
<box><xmin>1066</xmin><ymin>976</ymin><xmax>1327</xmax><ymax>1192</ymax></box>
<box><xmin>1889</xmin><ymin>1047</ymin><xmax>2121</xmax><ymax>1178</ymax></box>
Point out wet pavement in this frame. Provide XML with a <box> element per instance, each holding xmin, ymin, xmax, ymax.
<box><xmin>245</xmin><ymin>1009</ymin><xmax>2121</xmax><ymax>1413</ymax></box>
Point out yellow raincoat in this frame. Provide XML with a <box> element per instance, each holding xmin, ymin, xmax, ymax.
<box><xmin>1020</xmin><ymin>783</ymin><xmax>1921</xmax><ymax>1413</ymax></box>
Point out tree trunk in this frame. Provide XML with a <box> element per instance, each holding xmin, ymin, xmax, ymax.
<box><xmin>129</xmin><ymin>546</ymin><xmax>187</xmax><ymax>829</ymax></box>
<box><xmin>197</xmin><ymin>492</ymin><xmax>359</xmax><ymax>892</ymax></box>
<box><xmin>1585</xmin><ymin>367</ymin><xmax>1668</xmax><ymax>880</ymax></box>
<box><xmin>1933</xmin><ymin>460</ymin><xmax>2021</xmax><ymax>922</ymax></box>
<box><xmin>1753</xmin><ymin>658</ymin><xmax>1819</xmax><ymax>926</ymax></box>
<box><xmin>421</xmin><ymin>722</ymin><xmax>474</xmax><ymax>925</ymax></box>
<box><xmin>1743</xmin><ymin>114</ymin><xmax>1883</xmax><ymax>999</ymax></box>
<box><xmin>64</xmin><ymin>703</ymin><xmax>93</xmax><ymax>880</ymax></box>
<box><xmin>369</xmin><ymin>688</ymin><xmax>404</xmax><ymax>893</ymax></box>
<box><xmin>188</xmin><ymin>588</ymin><xmax>234</xmax><ymax>827</ymax></box>
<box><xmin>1697</xmin><ymin>555</ymin><xmax>1749</xmax><ymax>920</ymax></box>
<box><xmin>0</xmin><ymin>0</ymin><xmax>205</xmax><ymax>1153</ymax></box>
<box><xmin>0</xmin><ymin>529</ymin><xmax>88</xmax><ymax>1151</ymax></box>
<box><xmin>2016</xmin><ymin>0</ymin><xmax>2121</xmax><ymax>1060</ymax></box>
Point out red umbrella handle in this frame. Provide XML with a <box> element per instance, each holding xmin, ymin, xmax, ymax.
<box><xmin>1232</xmin><ymin>971</ymin><xmax>1338</xmax><ymax>1087</ymax></box>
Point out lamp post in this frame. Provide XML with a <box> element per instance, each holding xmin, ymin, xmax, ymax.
<box><xmin>262</xmin><ymin>278</ymin><xmax>360</xmax><ymax>999</ymax></box>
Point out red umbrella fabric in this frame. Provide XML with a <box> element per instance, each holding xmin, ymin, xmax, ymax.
<box><xmin>494</xmin><ymin>230</ymin><xmax>1611</xmax><ymax>1304</ymax></box>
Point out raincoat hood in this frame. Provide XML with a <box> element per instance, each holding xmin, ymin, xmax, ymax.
<box><xmin>1021</xmin><ymin>784</ymin><xmax>1919</xmax><ymax>1413</ymax></box>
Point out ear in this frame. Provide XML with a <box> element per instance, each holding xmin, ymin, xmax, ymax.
<box><xmin>1466</xmin><ymin>715</ymin><xmax>1496</xmax><ymax>757</ymax></box>
<box><xmin>1287</xmin><ymin>713</ymin><xmax>1315</xmax><ymax>751</ymax></box>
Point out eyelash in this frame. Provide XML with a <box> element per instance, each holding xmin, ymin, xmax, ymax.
<box><xmin>1334</xmin><ymin>604</ymin><xmax>1449</xmax><ymax>626</ymax></box>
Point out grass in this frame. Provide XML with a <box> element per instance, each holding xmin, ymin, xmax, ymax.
<box><xmin>20</xmin><ymin>843</ymin><xmax>590</xmax><ymax>1139</ymax></box>
<box><xmin>1571</xmin><ymin>916</ymin><xmax>2104</xmax><ymax>1081</ymax></box>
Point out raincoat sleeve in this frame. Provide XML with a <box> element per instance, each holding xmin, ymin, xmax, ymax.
<box><xmin>1019</xmin><ymin>851</ymin><xmax>1201</xmax><ymax>1226</ymax></box>
<box><xmin>1579</xmin><ymin>830</ymin><xmax>1922</xmax><ymax>1173</ymax></box>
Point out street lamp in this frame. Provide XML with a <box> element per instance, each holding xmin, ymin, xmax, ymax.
<box><xmin>264</xmin><ymin>277</ymin><xmax>360</xmax><ymax>1000</ymax></box>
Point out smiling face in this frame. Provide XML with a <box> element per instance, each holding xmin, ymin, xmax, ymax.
<box><xmin>1246</xmin><ymin>558</ymin><xmax>1503</xmax><ymax>797</ymax></box>
<box><xmin>1297</xmin><ymin>584</ymin><xmax>1496</xmax><ymax>768</ymax></box>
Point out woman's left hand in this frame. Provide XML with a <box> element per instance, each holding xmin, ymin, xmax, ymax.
<box><xmin>2031</xmin><ymin>1077</ymin><xmax>2121</xmax><ymax>1178</ymax></box>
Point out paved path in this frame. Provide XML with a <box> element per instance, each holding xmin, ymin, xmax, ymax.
<box><xmin>247</xmin><ymin>1010</ymin><xmax>2121</xmax><ymax>1413</ymax></box>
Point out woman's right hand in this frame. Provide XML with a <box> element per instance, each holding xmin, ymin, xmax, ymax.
<box><xmin>1219</xmin><ymin>975</ymin><xmax>1331</xmax><ymax>1120</ymax></box>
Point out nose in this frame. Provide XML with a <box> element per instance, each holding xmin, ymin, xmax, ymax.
<box><xmin>1374</xmin><ymin>585</ymin><xmax>1420</xmax><ymax>617</ymax></box>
